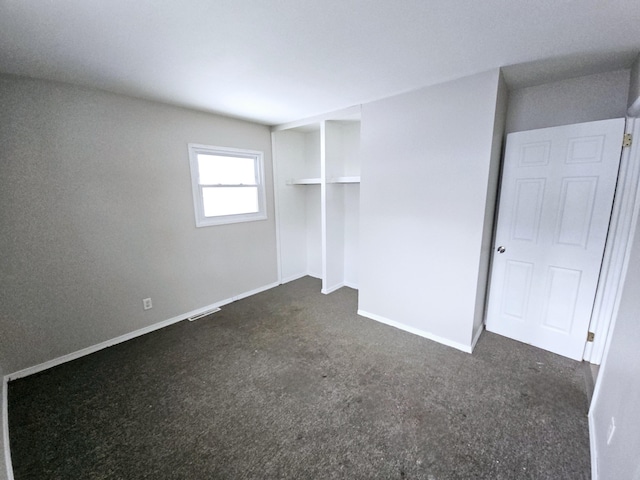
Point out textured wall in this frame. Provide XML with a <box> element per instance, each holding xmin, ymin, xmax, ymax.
<box><xmin>358</xmin><ymin>70</ymin><xmax>503</xmax><ymax>349</ymax></box>
<box><xmin>0</xmin><ymin>75</ymin><xmax>277</xmax><ymax>374</ymax></box>
<box><xmin>506</xmin><ymin>69</ymin><xmax>630</xmax><ymax>133</ymax></box>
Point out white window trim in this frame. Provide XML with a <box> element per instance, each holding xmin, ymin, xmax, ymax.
<box><xmin>188</xmin><ymin>143</ymin><xmax>267</xmax><ymax>227</ymax></box>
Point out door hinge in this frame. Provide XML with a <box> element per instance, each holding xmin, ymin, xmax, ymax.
<box><xmin>587</xmin><ymin>331</ymin><xmax>595</xmax><ymax>342</ymax></box>
<box><xmin>623</xmin><ymin>133</ymin><xmax>633</xmax><ymax>148</ymax></box>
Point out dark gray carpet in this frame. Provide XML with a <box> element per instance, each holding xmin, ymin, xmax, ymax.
<box><xmin>8</xmin><ymin>277</ymin><xmax>590</xmax><ymax>479</ymax></box>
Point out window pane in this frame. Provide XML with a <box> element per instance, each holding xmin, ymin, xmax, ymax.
<box><xmin>202</xmin><ymin>187</ymin><xmax>259</xmax><ymax>217</ymax></box>
<box><xmin>197</xmin><ymin>154</ymin><xmax>256</xmax><ymax>185</ymax></box>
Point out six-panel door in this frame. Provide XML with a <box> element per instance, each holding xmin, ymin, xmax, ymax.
<box><xmin>486</xmin><ymin>118</ymin><xmax>625</xmax><ymax>360</ymax></box>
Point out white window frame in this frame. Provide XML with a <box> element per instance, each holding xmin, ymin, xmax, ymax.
<box><xmin>188</xmin><ymin>143</ymin><xmax>267</xmax><ymax>227</ymax></box>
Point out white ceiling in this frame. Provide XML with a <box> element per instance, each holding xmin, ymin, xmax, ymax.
<box><xmin>0</xmin><ymin>0</ymin><xmax>638</xmax><ymax>125</ymax></box>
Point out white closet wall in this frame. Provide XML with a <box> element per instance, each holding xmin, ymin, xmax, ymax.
<box><xmin>324</xmin><ymin>120</ymin><xmax>361</xmax><ymax>291</ymax></box>
<box><xmin>341</xmin><ymin>122</ymin><xmax>361</xmax><ymax>288</ymax></box>
<box><xmin>323</xmin><ymin>121</ymin><xmax>345</xmax><ymax>293</ymax></box>
<box><xmin>304</xmin><ymin>129</ymin><xmax>323</xmax><ymax>279</ymax></box>
<box><xmin>273</xmin><ymin>127</ymin><xmax>322</xmax><ymax>282</ymax></box>
<box><xmin>273</xmin><ymin>109</ymin><xmax>361</xmax><ymax>293</ymax></box>
<box><xmin>344</xmin><ymin>185</ymin><xmax>360</xmax><ymax>287</ymax></box>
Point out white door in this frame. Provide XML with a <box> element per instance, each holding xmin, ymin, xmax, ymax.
<box><xmin>486</xmin><ymin>118</ymin><xmax>625</xmax><ymax>360</ymax></box>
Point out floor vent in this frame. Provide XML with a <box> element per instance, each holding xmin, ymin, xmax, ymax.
<box><xmin>188</xmin><ymin>307</ymin><xmax>221</xmax><ymax>322</ymax></box>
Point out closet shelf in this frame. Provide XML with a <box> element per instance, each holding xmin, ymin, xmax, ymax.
<box><xmin>287</xmin><ymin>177</ymin><xmax>321</xmax><ymax>185</ymax></box>
<box><xmin>287</xmin><ymin>176</ymin><xmax>361</xmax><ymax>185</ymax></box>
<box><xmin>328</xmin><ymin>176</ymin><xmax>360</xmax><ymax>184</ymax></box>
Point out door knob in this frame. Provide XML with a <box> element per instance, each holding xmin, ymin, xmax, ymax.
<box><xmin>497</xmin><ymin>246</ymin><xmax>506</xmax><ymax>253</ymax></box>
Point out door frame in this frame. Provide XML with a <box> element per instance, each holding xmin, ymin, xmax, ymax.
<box><xmin>584</xmin><ymin>117</ymin><xmax>640</xmax><ymax>364</ymax></box>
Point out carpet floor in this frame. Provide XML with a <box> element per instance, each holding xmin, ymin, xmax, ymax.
<box><xmin>8</xmin><ymin>277</ymin><xmax>591</xmax><ymax>479</ymax></box>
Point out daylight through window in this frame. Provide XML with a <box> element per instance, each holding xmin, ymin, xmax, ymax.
<box><xmin>188</xmin><ymin>144</ymin><xmax>266</xmax><ymax>227</ymax></box>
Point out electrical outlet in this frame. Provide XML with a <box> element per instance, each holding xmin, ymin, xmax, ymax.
<box><xmin>143</xmin><ymin>298</ymin><xmax>152</xmax><ymax>310</ymax></box>
<box><xmin>607</xmin><ymin>417</ymin><xmax>616</xmax><ymax>445</ymax></box>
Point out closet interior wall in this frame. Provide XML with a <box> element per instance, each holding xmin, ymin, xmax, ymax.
<box><xmin>273</xmin><ymin>113</ymin><xmax>361</xmax><ymax>294</ymax></box>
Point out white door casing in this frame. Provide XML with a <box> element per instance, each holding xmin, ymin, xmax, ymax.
<box><xmin>486</xmin><ymin>118</ymin><xmax>625</xmax><ymax>360</ymax></box>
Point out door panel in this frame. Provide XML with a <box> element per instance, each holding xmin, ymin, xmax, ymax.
<box><xmin>501</xmin><ymin>260</ymin><xmax>533</xmax><ymax>320</ymax></box>
<box><xmin>540</xmin><ymin>266</ymin><xmax>581</xmax><ymax>333</ymax></box>
<box><xmin>512</xmin><ymin>179</ymin><xmax>545</xmax><ymax>242</ymax></box>
<box><xmin>555</xmin><ymin>177</ymin><xmax>598</xmax><ymax>247</ymax></box>
<box><xmin>486</xmin><ymin>118</ymin><xmax>625</xmax><ymax>360</ymax></box>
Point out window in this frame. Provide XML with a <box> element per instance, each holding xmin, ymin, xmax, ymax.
<box><xmin>188</xmin><ymin>144</ymin><xmax>267</xmax><ymax>227</ymax></box>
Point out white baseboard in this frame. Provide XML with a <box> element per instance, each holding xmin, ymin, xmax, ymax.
<box><xmin>7</xmin><ymin>281</ymin><xmax>279</xmax><ymax>382</ymax></box>
<box><xmin>280</xmin><ymin>272</ymin><xmax>308</xmax><ymax>284</ymax></box>
<box><xmin>2</xmin><ymin>376</ymin><xmax>14</xmax><ymax>480</ymax></box>
<box><xmin>357</xmin><ymin>310</ymin><xmax>473</xmax><ymax>354</ymax></box>
<box><xmin>471</xmin><ymin>324</ymin><xmax>484</xmax><ymax>352</ymax></box>
<box><xmin>322</xmin><ymin>281</ymin><xmax>359</xmax><ymax>294</ymax></box>
<box><xmin>233</xmin><ymin>282</ymin><xmax>279</xmax><ymax>301</ymax></box>
<box><xmin>281</xmin><ymin>272</ymin><xmax>325</xmax><ymax>284</ymax></box>
<box><xmin>321</xmin><ymin>282</ymin><xmax>344</xmax><ymax>295</ymax></box>
<box><xmin>280</xmin><ymin>274</ymin><xmax>358</xmax><ymax>292</ymax></box>
<box><xmin>343</xmin><ymin>281</ymin><xmax>359</xmax><ymax>290</ymax></box>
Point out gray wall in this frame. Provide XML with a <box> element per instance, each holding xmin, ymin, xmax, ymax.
<box><xmin>0</xmin><ymin>75</ymin><xmax>277</xmax><ymax>374</ymax></box>
<box><xmin>358</xmin><ymin>69</ymin><xmax>504</xmax><ymax>349</ymax></box>
<box><xmin>591</xmin><ymin>200</ymin><xmax>640</xmax><ymax>479</ymax></box>
<box><xmin>629</xmin><ymin>54</ymin><xmax>640</xmax><ymax>115</ymax></box>
<box><xmin>506</xmin><ymin>69</ymin><xmax>630</xmax><ymax>133</ymax></box>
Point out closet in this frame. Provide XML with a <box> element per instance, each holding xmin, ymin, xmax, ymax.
<box><xmin>272</xmin><ymin>108</ymin><xmax>361</xmax><ymax>293</ymax></box>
